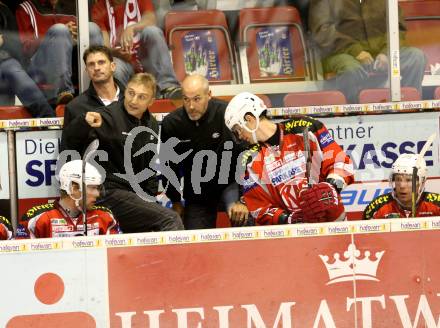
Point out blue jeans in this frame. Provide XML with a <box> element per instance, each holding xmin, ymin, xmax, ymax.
<box><xmin>0</xmin><ymin>58</ymin><xmax>55</xmax><ymax>117</ymax></box>
<box><xmin>324</xmin><ymin>47</ymin><xmax>426</xmax><ymax>103</ymax></box>
<box><xmin>113</xmin><ymin>26</ymin><xmax>180</xmax><ymax>91</ymax></box>
<box><xmin>28</xmin><ymin>22</ymin><xmax>103</xmax><ymax>101</ymax></box>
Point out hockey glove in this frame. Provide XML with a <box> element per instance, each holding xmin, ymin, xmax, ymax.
<box><xmin>299</xmin><ymin>182</ymin><xmax>340</xmax><ymax>223</ymax></box>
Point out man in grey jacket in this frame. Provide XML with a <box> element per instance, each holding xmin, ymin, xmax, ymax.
<box><xmin>309</xmin><ymin>0</ymin><xmax>426</xmax><ymax>103</ymax></box>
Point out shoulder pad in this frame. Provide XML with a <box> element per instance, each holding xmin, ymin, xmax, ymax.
<box><xmin>24</xmin><ymin>203</ymin><xmax>55</xmax><ymax>220</ymax></box>
<box><xmin>283</xmin><ymin>116</ymin><xmax>320</xmax><ymax>134</ymax></box>
<box><xmin>423</xmin><ymin>192</ymin><xmax>440</xmax><ymax>206</ymax></box>
<box><xmin>363</xmin><ymin>193</ymin><xmax>393</xmax><ymax>220</ymax></box>
<box><xmin>91</xmin><ymin>205</ymin><xmax>113</xmax><ymax>214</ymax></box>
<box><xmin>240</xmin><ymin>144</ymin><xmax>261</xmax><ymax>167</ymax></box>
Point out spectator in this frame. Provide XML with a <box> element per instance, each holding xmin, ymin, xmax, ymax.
<box><xmin>15</xmin><ymin>0</ymin><xmax>103</xmax><ymax>105</ymax></box>
<box><xmin>0</xmin><ymin>215</ymin><xmax>12</xmax><ymax>240</ymax></box>
<box><xmin>363</xmin><ymin>154</ymin><xmax>440</xmax><ymax>219</ymax></box>
<box><xmin>225</xmin><ymin>92</ymin><xmax>354</xmax><ymax>225</ymax></box>
<box><xmin>61</xmin><ymin>72</ymin><xmax>184</xmax><ymax>232</ymax></box>
<box><xmin>61</xmin><ymin>45</ymin><xmax>124</xmax><ymax>152</ymax></box>
<box><xmin>18</xmin><ymin>160</ymin><xmax>120</xmax><ymax>238</ymax></box>
<box><xmin>154</xmin><ymin>0</ymin><xmax>210</xmax><ymax>30</ymax></box>
<box><xmin>92</xmin><ymin>0</ymin><xmax>182</xmax><ymax>99</ymax></box>
<box><xmin>0</xmin><ymin>1</ymin><xmax>54</xmax><ymax>117</ymax></box>
<box><xmin>161</xmin><ymin>74</ymin><xmax>249</xmax><ymax>229</ymax></box>
<box><xmin>309</xmin><ymin>0</ymin><xmax>426</xmax><ymax>103</ymax></box>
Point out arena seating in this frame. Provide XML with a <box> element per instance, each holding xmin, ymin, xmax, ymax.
<box><xmin>216</xmin><ymin>93</ymin><xmax>272</xmax><ymax>108</ymax></box>
<box><xmin>149</xmin><ymin>99</ymin><xmax>180</xmax><ymax>113</ymax></box>
<box><xmin>0</xmin><ymin>106</ymin><xmax>32</xmax><ymax>120</ymax></box>
<box><xmin>358</xmin><ymin>87</ymin><xmax>421</xmax><ymax>103</ymax></box>
<box><xmin>238</xmin><ymin>6</ymin><xmax>310</xmax><ymax>83</ymax></box>
<box><xmin>165</xmin><ymin>10</ymin><xmax>238</xmax><ymax>84</ymax></box>
<box><xmin>283</xmin><ymin>90</ymin><xmax>347</xmax><ymax>106</ymax></box>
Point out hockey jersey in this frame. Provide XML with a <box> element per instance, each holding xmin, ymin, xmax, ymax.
<box><xmin>243</xmin><ymin>116</ymin><xmax>354</xmax><ymax>225</ymax></box>
<box><xmin>18</xmin><ymin>201</ymin><xmax>120</xmax><ymax>238</ymax></box>
<box><xmin>363</xmin><ymin>192</ymin><xmax>440</xmax><ymax>219</ymax></box>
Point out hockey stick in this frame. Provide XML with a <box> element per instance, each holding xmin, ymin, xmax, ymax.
<box><xmin>412</xmin><ymin>133</ymin><xmax>436</xmax><ymax>217</ymax></box>
<box><xmin>411</xmin><ymin>166</ymin><xmax>417</xmax><ymax>217</ymax></box>
<box><xmin>82</xmin><ymin>139</ymin><xmax>100</xmax><ymax>236</ymax></box>
<box><xmin>302</xmin><ymin>127</ymin><xmax>312</xmax><ymax>188</ymax></box>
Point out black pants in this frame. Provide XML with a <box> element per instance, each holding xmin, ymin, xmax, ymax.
<box><xmin>183</xmin><ymin>183</ymin><xmax>240</xmax><ymax>230</ymax></box>
<box><xmin>101</xmin><ymin>188</ymin><xmax>184</xmax><ymax>233</ymax></box>
<box><xmin>183</xmin><ymin>201</ymin><xmax>219</xmax><ymax>230</ymax></box>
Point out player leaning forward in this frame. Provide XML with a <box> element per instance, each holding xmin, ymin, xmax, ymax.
<box><xmin>224</xmin><ymin>92</ymin><xmax>354</xmax><ymax>225</ymax></box>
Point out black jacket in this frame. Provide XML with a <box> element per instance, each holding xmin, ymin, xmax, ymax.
<box><xmin>61</xmin><ymin>99</ymin><xmax>159</xmax><ymax>196</ymax></box>
<box><xmin>61</xmin><ymin>79</ymin><xmax>125</xmax><ymax>153</ymax></box>
<box><xmin>0</xmin><ymin>2</ymin><xmax>24</xmax><ymax>64</ymax></box>
<box><xmin>161</xmin><ymin>98</ymin><xmax>247</xmax><ymax>203</ymax></box>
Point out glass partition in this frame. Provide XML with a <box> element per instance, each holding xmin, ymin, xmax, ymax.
<box><xmin>0</xmin><ymin>0</ymin><xmax>79</xmax><ymax>117</ymax></box>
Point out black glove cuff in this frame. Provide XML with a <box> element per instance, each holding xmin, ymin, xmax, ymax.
<box><xmin>326</xmin><ymin>178</ymin><xmax>344</xmax><ymax>194</ymax></box>
<box><xmin>278</xmin><ymin>212</ymin><xmax>290</xmax><ymax>224</ymax></box>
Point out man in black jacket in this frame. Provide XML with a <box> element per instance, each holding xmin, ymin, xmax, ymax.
<box><xmin>61</xmin><ymin>73</ymin><xmax>183</xmax><ymax>232</ymax></box>
<box><xmin>61</xmin><ymin>45</ymin><xmax>124</xmax><ymax>153</ymax></box>
<box><xmin>0</xmin><ymin>1</ymin><xmax>54</xmax><ymax>117</ymax></box>
<box><xmin>161</xmin><ymin>74</ymin><xmax>249</xmax><ymax>229</ymax></box>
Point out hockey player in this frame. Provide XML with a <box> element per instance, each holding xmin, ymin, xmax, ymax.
<box><xmin>224</xmin><ymin>92</ymin><xmax>354</xmax><ymax>225</ymax></box>
<box><xmin>18</xmin><ymin>160</ymin><xmax>120</xmax><ymax>238</ymax></box>
<box><xmin>363</xmin><ymin>153</ymin><xmax>440</xmax><ymax>219</ymax></box>
<box><xmin>0</xmin><ymin>215</ymin><xmax>13</xmax><ymax>240</ymax></box>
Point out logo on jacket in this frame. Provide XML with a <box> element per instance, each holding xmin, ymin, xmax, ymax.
<box><xmin>319</xmin><ymin>131</ymin><xmax>334</xmax><ymax>147</ymax></box>
<box><xmin>212</xmin><ymin>132</ymin><xmax>220</xmax><ymax>139</ymax></box>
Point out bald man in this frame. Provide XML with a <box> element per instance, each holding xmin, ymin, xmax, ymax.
<box><xmin>161</xmin><ymin>74</ymin><xmax>250</xmax><ymax>229</ymax></box>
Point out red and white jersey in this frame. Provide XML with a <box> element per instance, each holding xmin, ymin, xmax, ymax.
<box><xmin>16</xmin><ymin>0</ymin><xmax>76</xmax><ymax>58</ymax></box>
<box><xmin>0</xmin><ymin>216</ymin><xmax>13</xmax><ymax>240</ymax></box>
<box><xmin>363</xmin><ymin>192</ymin><xmax>440</xmax><ymax>219</ymax></box>
<box><xmin>18</xmin><ymin>201</ymin><xmax>120</xmax><ymax>239</ymax></box>
<box><xmin>92</xmin><ymin>0</ymin><xmax>154</xmax><ymax>71</ymax></box>
<box><xmin>243</xmin><ymin>116</ymin><xmax>354</xmax><ymax>225</ymax></box>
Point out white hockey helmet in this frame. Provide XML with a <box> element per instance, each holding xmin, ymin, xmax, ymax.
<box><xmin>390</xmin><ymin>153</ymin><xmax>427</xmax><ymax>200</ymax></box>
<box><xmin>59</xmin><ymin>160</ymin><xmax>103</xmax><ymax>195</ymax></box>
<box><xmin>225</xmin><ymin>92</ymin><xmax>267</xmax><ymax>131</ymax></box>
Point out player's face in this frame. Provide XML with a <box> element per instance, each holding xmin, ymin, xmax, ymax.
<box><xmin>85</xmin><ymin>52</ymin><xmax>115</xmax><ymax>84</ymax></box>
<box><xmin>182</xmin><ymin>86</ymin><xmax>211</xmax><ymax>121</ymax></box>
<box><xmin>72</xmin><ymin>184</ymin><xmax>101</xmax><ymax>210</ymax></box>
<box><xmin>231</xmin><ymin>115</ymin><xmax>258</xmax><ymax>143</ymax></box>
<box><xmin>394</xmin><ymin>174</ymin><xmax>419</xmax><ymax>207</ymax></box>
<box><xmin>124</xmin><ymin>81</ymin><xmax>155</xmax><ymax>119</ymax></box>
<box><xmin>231</xmin><ymin>124</ymin><xmax>250</xmax><ymax>143</ymax></box>
<box><xmin>85</xmin><ymin>185</ymin><xmax>101</xmax><ymax>209</ymax></box>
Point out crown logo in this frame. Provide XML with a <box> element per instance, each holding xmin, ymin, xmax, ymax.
<box><xmin>319</xmin><ymin>243</ymin><xmax>384</xmax><ymax>285</ymax></box>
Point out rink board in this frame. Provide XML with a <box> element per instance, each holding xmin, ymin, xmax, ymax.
<box><xmin>1</xmin><ymin>218</ymin><xmax>440</xmax><ymax>327</ymax></box>
<box><xmin>12</xmin><ymin>112</ymin><xmax>440</xmax><ymax>220</ymax></box>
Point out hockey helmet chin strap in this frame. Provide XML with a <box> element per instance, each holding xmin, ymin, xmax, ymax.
<box><xmin>242</xmin><ymin>115</ymin><xmax>261</xmax><ymax>144</ymax></box>
<box><xmin>394</xmin><ymin>133</ymin><xmax>436</xmax><ymax>210</ymax></box>
<box><xmin>69</xmin><ymin>187</ymin><xmax>83</xmax><ymax>210</ymax></box>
